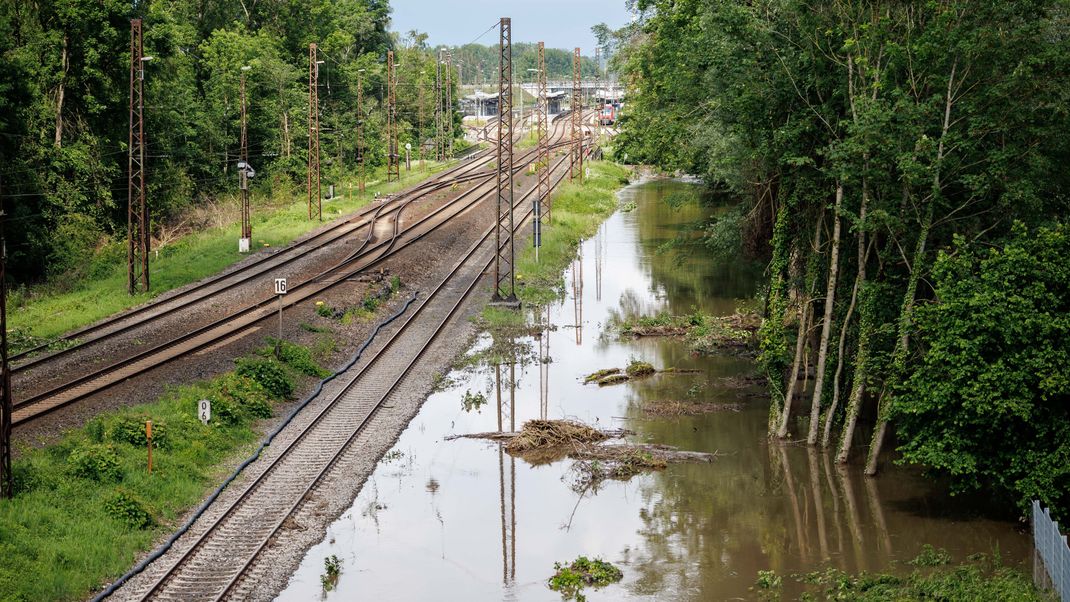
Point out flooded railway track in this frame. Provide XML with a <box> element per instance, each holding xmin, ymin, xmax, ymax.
<box><xmin>107</xmin><ymin>149</ymin><xmax>581</xmax><ymax>602</ymax></box>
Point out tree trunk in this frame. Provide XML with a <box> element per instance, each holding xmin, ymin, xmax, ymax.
<box><xmin>832</xmin><ymin>164</ymin><xmax>870</xmax><ymax>461</ymax></box>
<box><xmin>776</xmin><ymin>204</ymin><xmax>826</xmax><ymax>438</ymax></box>
<box><xmin>836</xmin><ymin>285</ymin><xmax>874</xmax><ymax>464</ymax></box>
<box><xmin>776</xmin><ymin>300</ymin><xmax>811</xmax><ymax>438</ymax></box>
<box><xmin>806</xmin><ymin>182</ymin><xmax>843</xmax><ymax>444</ymax></box>
<box><xmin>821</xmin><ymin>273</ymin><xmax>858</xmax><ymax>447</ymax></box>
<box><xmin>54</xmin><ymin>34</ymin><xmax>69</xmax><ymax>148</ymax></box>
<box><xmin>864</xmin><ymin>61</ymin><xmax>956</xmax><ymax>475</ymax></box>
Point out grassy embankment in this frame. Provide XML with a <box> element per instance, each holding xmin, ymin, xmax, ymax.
<box><xmin>9</xmin><ymin>160</ymin><xmax>462</xmax><ymax>351</ymax></box>
<box><xmin>0</xmin><ymin>338</ymin><xmax>332</xmax><ymax>601</ymax></box>
<box><xmin>755</xmin><ymin>545</ymin><xmax>1044</xmax><ymax>600</ymax></box>
<box><xmin>479</xmin><ymin>160</ymin><xmax>632</xmax><ymax>332</ymax></box>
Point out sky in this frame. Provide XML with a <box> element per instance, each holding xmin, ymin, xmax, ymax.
<box><xmin>388</xmin><ymin>0</ymin><xmax>632</xmax><ymax>54</ymax></box>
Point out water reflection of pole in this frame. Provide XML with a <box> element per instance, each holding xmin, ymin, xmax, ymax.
<box><xmin>572</xmin><ymin>247</ymin><xmax>584</xmax><ymax>345</ymax></box>
<box><xmin>595</xmin><ymin>223</ymin><xmax>603</xmax><ymax>302</ymax></box>
<box><xmin>539</xmin><ymin>305</ymin><xmax>550</xmax><ymax>419</ymax></box>
<box><xmin>497</xmin><ymin>364</ymin><xmax>517</xmax><ymax>586</ymax></box>
<box><xmin>807</xmin><ymin>448</ymin><xmax>830</xmax><ymax>560</ymax></box>
<box><xmin>496</xmin><ymin>363</ymin><xmax>503</xmax><ymax>433</ymax></box>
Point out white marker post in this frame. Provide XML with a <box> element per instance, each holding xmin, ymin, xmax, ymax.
<box><xmin>198</xmin><ymin>399</ymin><xmax>211</xmax><ymax>425</ymax></box>
<box><xmin>274</xmin><ymin>277</ymin><xmax>287</xmax><ymax>357</ymax></box>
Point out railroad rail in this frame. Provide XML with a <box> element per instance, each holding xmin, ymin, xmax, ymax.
<box><xmin>121</xmin><ymin>147</ymin><xmax>579</xmax><ymax>602</ymax></box>
<box><xmin>12</xmin><ymin>114</ymin><xmax>591</xmax><ymax>426</ymax></box>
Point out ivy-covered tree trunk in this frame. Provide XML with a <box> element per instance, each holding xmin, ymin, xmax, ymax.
<box><xmin>865</xmin><ymin>206</ymin><xmax>931</xmax><ymax>474</ymax></box>
<box><xmin>837</xmin><ymin>282</ymin><xmax>874</xmax><ymax>464</ymax></box>
<box><xmin>822</xmin><ymin>273</ymin><xmax>858</xmax><ymax>447</ymax></box>
<box><xmin>777</xmin><ymin>204</ymin><xmax>826</xmax><ymax>438</ymax></box>
<box><xmin>762</xmin><ymin>199</ymin><xmax>793</xmax><ymax>435</ymax></box>
<box><xmin>806</xmin><ymin>182</ymin><xmax>842</xmax><ymax>444</ymax></box>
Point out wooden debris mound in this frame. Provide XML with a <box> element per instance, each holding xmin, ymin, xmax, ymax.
<box><xmin>641</xmin><ymin>400</ymin><xmax>743</xmax><ymax>416</ymax></box>
<box><xmin>506</xmin><ymin>419</ymin><xmax>608</xmax><ymax>453</ymax></box>
<box><xmin>446</xmin><ymin>419</ymin><xmax>720</xmax><ymax>488</ymax></box>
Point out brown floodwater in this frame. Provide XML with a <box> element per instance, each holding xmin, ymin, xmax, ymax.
<box><xmin>276</xmin><ymin>179</ymin><xmax>1030</xmax><ymax>601</ymax></box>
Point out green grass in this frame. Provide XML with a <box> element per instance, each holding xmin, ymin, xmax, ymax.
<box><xmin>754</xmin><ymin>547</ymin><xmax>1044</xmax><ymax>601</ymax></box>
<box><xmin>8</xmin><ymin>162</ymin><xmax>453</xmax><ymax>350</ymax></box>
<box><xmin>0</xmin><ymin>340</ymin><xmax>325</xmax><ymax>601</ymax></box>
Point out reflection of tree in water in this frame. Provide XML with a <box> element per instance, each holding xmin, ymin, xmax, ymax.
<box><xmin>630</xmin><ymin>181</ymin><xmax>762</xmax><ymax>314</ymax></box>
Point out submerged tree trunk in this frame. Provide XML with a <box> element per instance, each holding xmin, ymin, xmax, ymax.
<box><xmin>835</xmin><ymin>187</ymin><xmax>871</xmax><ymax>462</ymax></box>
<box><xmin>836</xmin><ymin>285</ymin><xmax>874</xmax><ymax>464</ymax></box>
<box><xmin>777</xmin><ymin>204</ymin><xmax>827</xmax><ymax>438</ymax></box>
<box><xmin>806</xmin><ymin>182</ymin><xmax>843</xmax><ymax>444</ymax></box>
<box><xmin>821</xmin><ymin>273</ymin><xmax>858</xmax><ymax>447</ymax></box>
<box><xmin>864</xmin><ymin>212</ymin><xmax>929</xmax><ymax>474</ymax></box>
<box><xmin>865</xmin><ymin>61</ymin><xmax>957</xmax><ymax>475</ymax></box>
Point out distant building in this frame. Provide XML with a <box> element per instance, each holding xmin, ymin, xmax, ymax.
<box><xmin>461</xmin><ymin>91</ymin><xmax>499</xmax><ymax>117</ymax></box>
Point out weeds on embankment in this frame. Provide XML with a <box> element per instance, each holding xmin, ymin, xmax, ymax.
<box><xmin>753</xmin><ymin>546</ymin><xmax>1045</xmax><ymax>601</ymax></box>
<box><xmin>0</xmin><ymin>340</ymin><xmax>328</xmax><ymax>602</ymax></box>
<box><xmin>7</xmin><ymin>164</ymin><xmax>447</xmax><ymax>352</ymax></box>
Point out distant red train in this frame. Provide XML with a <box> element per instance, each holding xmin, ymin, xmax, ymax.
<box><xmin>599</xmin><ymin>103</ymin><xmax>616</xmax><ymax>126</ymax></box>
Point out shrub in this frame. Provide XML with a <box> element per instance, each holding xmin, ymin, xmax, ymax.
<box><xmin>548</xmin><ymin>556</ymin><xmax>623</xmax><ymax>600</ymax></box>
<box><xmin>214</xmin><ymin>374</ymin><xmax>273</xmax><ymax>420</ymax></box>
<box><xmin>108</xmin><ymin>415</ymin><xmax>168</xmax><ymax>449</ymax></box>
<box><xmin>269</xmin><ymin>338</ymin><xmax>330</xmax><ymax>378</ymax></box>
<box><xmin>67</xmin><ymin>444</ymin><xmax>122</xmax><ymax>482</ymax></box>
<box><xmin>235</xmin><ymin>357</ymin><xmax>293</xmax><ymax>399</ymax></box>
<box><xmin>104</xmin><ymin>489</ymin><xmax>154</xmax><ymax>529</ymax></box>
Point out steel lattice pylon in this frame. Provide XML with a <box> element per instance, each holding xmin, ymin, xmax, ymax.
<box><xmin>445</xmin><ymin>49</ymin><xmax>454</xmax><ymax>157</ymax></box>
<box><xmin>386</xmin><ymin>50</ymin><xmax>400</xmax><ymax>182</ymax></box>
<box><xmin>536</xmin><ymin>42</ymin><xmax>550</xmax><ymax>226</ymax></box>
<box><xmin>239</xmin><ymin>70</ymin><xmax>251</xmax><ymax>243</ymax></box>
<box><xmin>493</xmin><ymin>17</ymin><xmax>516</xmax><ymax>303</ymax></box>
<box><xmin>570</xmin><ymin>47</ymin><xmax>583</xmax><ymax>182</ymax></box>
<box><xmin>127</xmin><ymin>18</ymin><xmax>150</xmax><ymax>295</ymax></box>
<box><xmin>356</xmin><ymin>71</ymin><xmax>365</xmax><ymax>191</ymax></box>
<box><xmin>308</xmin><ymin>43</ymin><xmax>322</xmax><ymax>221</ymax></box>
<box><xmin>0</xmin><ymin>199</ymin><xmax>11</xmax><ymax>499</ymax></box>
<box><xmin>594</xmin><ymin>46</ymin><xmax>602</xmax><ymax>143</ymax></box>
<box><xmin>435</xmin><ymin>49</ymin><xmax>444</xmax><ymax>161</ymax></box>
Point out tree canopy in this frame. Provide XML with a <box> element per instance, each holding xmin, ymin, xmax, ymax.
<box><xmin>609</xmin><ymin>0</ymin><xmax>1070</xmax><ymax>516</ymax></box>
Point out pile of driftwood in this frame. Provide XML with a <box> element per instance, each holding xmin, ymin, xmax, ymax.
<box><xmin>446</xmin><ymin>419</ymin><xmax>720</xmax><ymax>486</ymax></box>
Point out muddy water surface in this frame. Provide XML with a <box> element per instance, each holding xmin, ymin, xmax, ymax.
<box><xmin>276</xmin><ymin>179</ymin><xmax>1029</xmax><ymax>601</ymax></box>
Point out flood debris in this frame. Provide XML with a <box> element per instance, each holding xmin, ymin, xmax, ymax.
<box><xmin>583</xmin><ymin>360</ymin><xmax>682</xmax><ymax>386</ymax></box>
<box><xmin>640</xmin><ymin>400</ymin><xmax>743</xmax><ymax>416</ymax></box>
<box><xmin>448</xmin><ymin>419</ymin><xmax>720</xmax><ymax>489</ymax></box>
<box><xmin>625</xmin><ymin>359</ymin><xmax>656</xmax><ymax>377</ymax></box>
<box><xmin>445</xmin><ymin>419</ymin><xmax>628</xmax><ymax>452</ymax></box>
<box><xmin>596</xmin><ymin>373</ymin><xmax>630</xmax><ymax>386</ymax></box>
<box><xmin>583</xmin><ymin>368</ymin><xmax>620</xmax><ymax>384</ymax></box>
<box><xmin>610</xmin><ymin>310</ymin><xmax>761</xmax><ymax>354</ymax></box>
<box><xmin>548</xmin><ymin>556</ymin><xmax>623</xmax><ymax>600</ymax></box>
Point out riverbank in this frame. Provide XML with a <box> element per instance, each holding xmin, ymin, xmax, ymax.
<box><xmin>270</xmin><ymin>176</ymin><xmax>1037</xmax><ymax>601</ymax></box>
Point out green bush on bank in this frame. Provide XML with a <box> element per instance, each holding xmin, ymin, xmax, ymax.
<box><xmin>754</xmin><ymin>548</ymin><xmax>1043</xmax><ymax>601</ymax></box>
<box><xmin>0</xmin><ymin>339</ymin><xmax>325</xmax><ymax>602</ymax></box>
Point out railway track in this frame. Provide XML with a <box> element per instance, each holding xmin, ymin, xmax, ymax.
<box><xmin>116</xmin><ymin>148</ymin><xmax>579</xmax><ymax>602</ymax></box>
<box><xmin>10</xmin><ymin>135</ymin><xmax>509</xmax><ymax>369</ymax></box>
<box><xmin>12</xmin><ymin>115</ymin><xmax>589</xmax><ymax>426</ymax></box>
